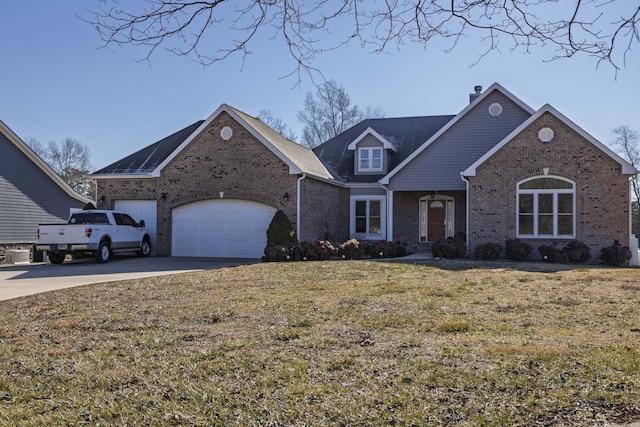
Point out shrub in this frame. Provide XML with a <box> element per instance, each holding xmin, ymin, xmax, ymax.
<box><xmin>538</xmin><ymin>244</ymin><xmax>563</xmax><ymax>262</ymax></box>
<box><xmin>362</xmin><ymin>241</ymin><xmax>408</xmax><ymax>259</ymax></box>
<box><xmin>474</xmin><ymin>242</ymin><xmax>502</xmax><ymax>260</ymax></box>
<box><xmin>562</xmin><ymin>241</ymin><xmax>591</xmax><ymax>263</ymax></box>
<box><xmin>338</xmin><ymin>239</ymin><xmax>364</xmax><ymax>260</ymax></box>
<box><xmin>432</xmin><ymin>233</ymin><xmax>466</xmax><ymax>259</ymax></box>
<box><xmin>600</xmin><ymin>240</ymin><xmax>631</xmax><ymax>267</ymax></box>
<box><xmin>266</xmin><ymin>210</ymin><xmax>297</xmax><ymax>246</ymax></box>
<box><xmin>300</xmin><ymin>240</ymin><xmax>337</xmax><ymax>261</ymax></box>
<box><xmin>263</xmin><ymin>244</ymin><xmax>291</xmax><ymax>262</ymax></box>
<box><xmin>505</xmin><ymin>239</ymin><xmax>533</xmax><ymax>261</ymax></box>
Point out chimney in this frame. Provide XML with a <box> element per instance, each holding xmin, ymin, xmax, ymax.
<box><xmin>469</xmin><ymin>85</ymin><xmax>482</xmax><ymax>103</ymax></box>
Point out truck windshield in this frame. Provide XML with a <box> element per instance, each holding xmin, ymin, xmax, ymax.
<box><xmin>69</xmin><ymin>213</ymin><xmax>110</xmax><ymax>224</ymax></box>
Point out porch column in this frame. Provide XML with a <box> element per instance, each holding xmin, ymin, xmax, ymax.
<box><xmin>387</xmin><ymin>190</ymin><xmax>393</xmax><ymax>241</ymax></box>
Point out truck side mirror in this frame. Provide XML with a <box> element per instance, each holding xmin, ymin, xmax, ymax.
<box><xmin>139</xmin><ymin>220</ymin><xmax>145</xmax><ymax>228</ymax></box>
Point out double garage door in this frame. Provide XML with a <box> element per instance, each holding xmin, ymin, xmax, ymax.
<box><xmin>172</xmin><ymin>199</ymin><xmax>276</xmax><ymax>258</ymax></box>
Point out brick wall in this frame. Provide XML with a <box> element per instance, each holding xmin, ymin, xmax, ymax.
<box><xmin>467</xmin><ymin>112</ymin><xmax>632</xmax><ymax>260</ymax></box>
<box><xmin>97</xmin><ymin>112</ymin><xmax>300</xmax><ymax>256</ymax></box>
<box><xmin>299</xmin><ymin>178</ymin><xmax>349</xmax><ymax>243</ymax></box>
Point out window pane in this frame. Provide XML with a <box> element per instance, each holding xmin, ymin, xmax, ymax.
<box><xmin>355</xmin><ymin>200</ymin><xmax>366</xmax><ymax>216</ymax></box>
<box><xmin>558</xmin><ymin>194</ymin><xmax>573</xmax><ymax>213</ymax></box>
<box><xmin>372</xmin><ymin>158</ymin><xmax>382</xmax><ymax>169</ymax></box>
<box><xmin>519</xmin><ymin>194</ymin><xmax>533</xmax><ymax>213</ymax></box>
<box><xmin>520</xmin><ymin>178</ymin><xmax>573</xmax><ymax>190</ymax></box>
<box><xmin>538</xmin><ymin>194</ymin><xmax>553</xmax><ymax>214</ymax></box>
<box><xmin>519</xmin><ymin>215</ymin><xmax>533</xmax><ymax>234</ymax></box>
<box><xmin>369</xmin><ymin>218</ymin><xmax>381</xmax><ymax>234</ymax></box>
<box><xmin>372</xmin><ymin>149</ymin><xmax>382</xmax><ymax>160</ymax></box>
<box><xmin>370</xmin><ymin>200</ymin><xmax>380</xmax><ymax>216</ymax></box>
<box><xmin>359</xmin><ymin>150</ymin><xmax>369</xmax><ymax>169</ymax></box>
<box><xmin>355</xmin><ymin>218</ymin><xmax>367</xmax><ymax>233</ymax></box>
<box><xmin>538</xmin><ymin>214</ymin><xmax>553</xmax><ymax>234</ymax></box>
<box><xmin>558</xmin><ymin>215</ymin><xmax>573</xmax><ymax>235</ymax></box>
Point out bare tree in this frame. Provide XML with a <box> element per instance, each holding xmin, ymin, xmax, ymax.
<box><xmin>297</xmin><ymin>80</ymin><xmax>383</xmax><ymax>148</ymax></box>
<box><xmin>612</xmin><ymin>126</ymin><xmax>640</xmax><ymax>201</ymax></box>
<box><xmin>86</xmin><ymin>1</ymin><xmax>639</xmax><ymax>79</ymax></box>
<box><xmin>258</xmin><ymin>110</ymin><xmax>298</xmax><ymax>142</ymax></box>
<box><xmin>612</xmin><ymin>125</ymin><xmax>640</xmax><ymax>235</ymax></box>
<box><xmin>27</xmin><ymin>138</ymin><xmax>96</xmax><ymax>199</ymax></box>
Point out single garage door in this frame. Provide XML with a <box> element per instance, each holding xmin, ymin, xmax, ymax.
<box><xmin>114</xmin><ymin>200</ymin><xmax>158</xmax><ymax>255</ymax></box>
<box><xmin>172</xmin><ymin>199</ymin><xmax>276</xmax><ymax>258</ymax></box>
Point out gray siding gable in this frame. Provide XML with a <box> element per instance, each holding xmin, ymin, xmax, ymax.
<box><xmin>387</xmin><ymin>91</ymin><xmax>533</xmax><ymax>191</ymax></box>
<box><xmin>0</xmin><ymin>131</ymin><xmax>88</xmax><ymax>243</ymax></box>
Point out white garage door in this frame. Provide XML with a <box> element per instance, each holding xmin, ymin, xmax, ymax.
<box><xmin>114</xmin><ymin>200</ymin><xmax>158</xmax><ymax>255</ymax></box>
<box><xmin>172</xmin><ymin>199</ymin><xmax>276</xmax><ymax>258</ymax></box>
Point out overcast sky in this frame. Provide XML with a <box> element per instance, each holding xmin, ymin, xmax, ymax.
<box><xmin>1</xmin><ymin>1</ymin><xmax>638</xmax><ymax>170</ymax></box>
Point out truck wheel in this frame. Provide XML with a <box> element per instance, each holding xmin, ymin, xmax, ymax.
<box><xmin>48</xmin><ymin>253</ymin><xmax>65</xmax><ymax>264</ymax></box>
<box><xmin>95</xmin><ymin>241</ymin><xmax>110</xmax><ymax>263</ymax></box>
<box><xmin>137</xmin><ymin>237</ymin><xmax>152</xmax><ymax>257</ymax></box>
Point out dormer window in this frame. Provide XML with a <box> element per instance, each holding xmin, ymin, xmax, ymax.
<box><xmin>359</xmin><ymin>147</ymin><xmax>383</xmax><ymax>172</ymax></box>
<box><xmin>348</xmin><ymin>127</ymin><xmax>397</xmax><ymax>175</ymax></box>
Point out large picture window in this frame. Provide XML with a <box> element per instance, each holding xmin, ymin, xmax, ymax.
<box><xmin>351</xmin><ymin>196</ymin><xmax>385</xmax><ymax>239</ymax></box>
<box><xmin>517</xmin><ymin>177</ymin><xmax>575</xmax><ymax>238</ymax></box>
<box><xmin>358</xmin><ymin>147</ymin><xmax>383</xmax><ymax>172</ymax></box>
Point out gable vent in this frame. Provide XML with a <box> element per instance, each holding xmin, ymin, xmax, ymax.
<box><xmin>488</xmin><ymin>103</ymin><xmax>503</xmax><ymax>117</ymax></box>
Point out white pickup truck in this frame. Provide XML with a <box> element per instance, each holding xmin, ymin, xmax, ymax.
<box><xmin>35</xmin><ymin>210</ymin><xmax>152</xmax><ymax>264</ymax></box>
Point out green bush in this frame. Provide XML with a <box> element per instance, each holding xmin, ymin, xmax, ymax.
<box><xmin>562</xmin><ymin>241</ymin><xmax>591</xmax><ymax>263</ymax></box>
<box><xmin>362</xmin><ymin>241</ymin><xmax>408</xmax><ymax>259</ymax></box>
<box><xmin>432</xmin><ymin>232</ymin><xmax>466</xmax><ymax>259</ymax></box>
<box><xmin>538</xmin><ymin>243</ymin><xmax>563</xmax><ymax>262</ymax></box>
<box><xmin>266</xmin><ymin>210</ymin><xmax>297</xmax><ymax>246</ymax></box>
<box><xmin>505</xmin><ymin>239</ymin><xmax>533</xmax><ymax>261</ymax></box>
<box><xmin>600</xmin><ymin>240</ymin><xmax>631</xmax><ymax>266</ymax></box>
<box><xmin>474</xmin><ymin>242</ymin><xmax>502</xmax><ymax>260</ymax></box>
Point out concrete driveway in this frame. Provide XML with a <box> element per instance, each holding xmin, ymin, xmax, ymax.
<box><xmin>0</xmin><ymin>255</ymin><xmax>258</xmax><ymax>301</ymax></box>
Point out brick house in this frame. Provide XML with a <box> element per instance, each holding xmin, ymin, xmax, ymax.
<box><xmin>93</xmin><ymin>83</ymin><xmax>637</xmax><ymax>261</ymax></box>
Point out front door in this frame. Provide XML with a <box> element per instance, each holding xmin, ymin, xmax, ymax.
<box><xmin>428</xmin><ymin>200</ymin><xmax>446</xmax><ymax>241</ymax></box>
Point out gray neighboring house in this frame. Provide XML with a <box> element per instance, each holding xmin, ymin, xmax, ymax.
<box><xmin>93</xmin><ymin>83</ymin><xmax>637</xmax><ymax>262</ymax></box>
<box><xmin>0</xmin><ymin>119</ymin><xmax>91</xmax><ymax>261</ymax></box>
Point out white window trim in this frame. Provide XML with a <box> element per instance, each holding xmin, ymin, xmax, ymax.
<box><xmin>357</xmin><ymin>147</ymin><xmax>383</xmax><ymax>172</ymax></box>
<box><xmin>516</xmin><ymin>176</ymin><xmax>576</xmax><ymax>238</ymax></box>
<box><xmin>350</xmin><ymin>196</ymin><xmax>386</xmax><ymax>240</ymax></box>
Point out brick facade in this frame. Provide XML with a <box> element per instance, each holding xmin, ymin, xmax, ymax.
<box><xmin>299</xmin><ymin>178</ymin><xmax>349</xmax><ymax>242</ymax></box>
<box><xmin>97</xmin><ymin>112</ymin><xmax>314</xmax><ymax>256</ymax></box>
<box><xmin>467</xmin><ymin>112</ymin><xmax>632</xmax><ymax>259</ymax></box>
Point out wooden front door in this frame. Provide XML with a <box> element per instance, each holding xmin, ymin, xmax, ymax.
<box><xmin>428</xmin><ymin>200</ymin><xmax>446</xmax><ymax>241</ymax></box>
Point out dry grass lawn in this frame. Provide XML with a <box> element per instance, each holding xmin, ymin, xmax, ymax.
<box><xmin>1</xmin><ymin>260</ymin><xmax>639</xmax><ymax>426</ymax></box>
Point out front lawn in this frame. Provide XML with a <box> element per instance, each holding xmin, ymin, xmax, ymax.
<box><xmin>1</xmin><ymin>261</ymin><xmax>639</xmax><ymax>426</ymax></box>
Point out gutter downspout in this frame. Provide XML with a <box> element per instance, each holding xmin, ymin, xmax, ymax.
<box><xmin>382</xmin><ymin>184</ymin><xmax>392</xmax><ymax>242</ymax></box>
<box><xmin>296</xmin><ymin>173</ymin><xmax>307</xmax><ymax>242</ymax></box>
<box><xmin>629</xmin><ymin>176</ymin><xmax>639</xmax><ymax>267</ymax></box>
<box><xmin>460</xmin><ymin>172</ymin><xmax>470</xmax><ymax>257</ymax></box>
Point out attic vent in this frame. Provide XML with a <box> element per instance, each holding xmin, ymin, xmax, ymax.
<box><xmin>538</xmin><ymin>127</ymin><xmax>555</xmax><ymax>143</ymax></box>
<box><xmin>220</xmin><ymin>126</ymin><xmax>233</xmax><ymax>141</ymax></box>
<box><xmin>488</xmin><ymin>103</ymin><xmax>503</xmax><ymax>117</ymax></box>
